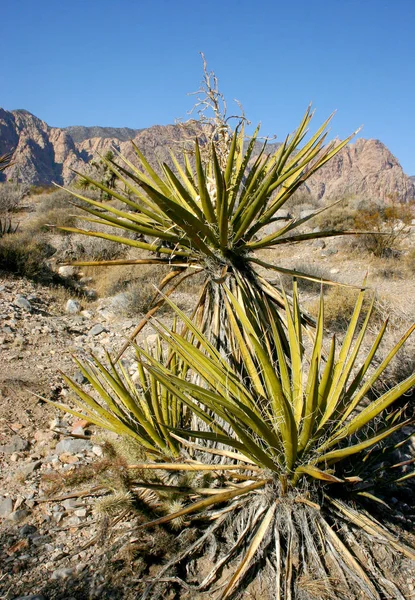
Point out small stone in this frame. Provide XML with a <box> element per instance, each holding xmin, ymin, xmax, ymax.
<box><xmin>313</xmin><ymin>239</ymin><xmax>326</xmax><ymax>249</ymax></box>
<box><xmin>74</xmin><ymin>508</ymin><xmax>87</xmax><ymax>518</ymax></box>
<box><xmin>59</xmin><ymin>453</ymin><xmax>79</xmax><ymax>464</ymax></box>
<box><xmin>55</xmin><ymin>438</ymin><xmax>91</xmax><ymax>454</ymax></box>
<box><xmin>65</xmin><ymin>299</ymin><xmax>81</xmax><ymax>315</ymax></box>
<box><xmin>330</xmin><ymin>268</ymin><xmax>340</xmax><ymax>274</ymax></box>
<box><xmin>14</xmin><ymin>296</ymin><xmax>32</xmax><ymax>311</ymax></box>
<box><xmin>0</xmin><ymin>435</ymin><xmax>30</xmax><ymax>453</ymax></box>
<box><xmin>72</xmin><ymin>370</ymin><xmax>87</xmax><ymax>385</ymax></box>
<box><xmin>58</xmin><ymin>265</ymin><xmax>76</xmax><ymax>278</ymax></box>
<box><xmin>10</xmin><ymin>422</ymin><xmax>23</xmax><ymax>431</ymax></box>
<box><xmin>34</xmin><ymin>430</ymin><xmax>56</xmax><ymax>444</ymax></box>
<box><xmin>92</xmin><ymin>445</ymin><xmax>103</xmax><ymax>457</ymax></box>
<box><xmin>80</xmin><ymin>309</ymin><xmax>93</xmax><ymax>318</ymax></box>
<box><xmin>0</xmin><ymin>497</ymin><xmax>14</xmax><ymax>517</ymax></box>
<box><xmin>51</xmin><ymin>567</ymin><xmax>75</xmax><ymax>580</ymax></box>
<box><xmin>8</xmin><ymin>509</ymin><xmax>30</xmax><ymax>523</ymax></box>
<box><xmin>85</xmin><ymin>289</ymin><xmax>97</xmax><ymax>300</ymax></box>
<box><xmin>72</xmin><ymin>418</ymin><xmax>90</xmax><ymax>430</ymax></box>
<box><xmin>89</xmin><ymin>323</ymin><xmax>105</xmax><ymax>336</ymax></box>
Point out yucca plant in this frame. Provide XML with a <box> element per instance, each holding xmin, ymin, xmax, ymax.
<box><xmin>0</xmin><ymin>218</ymin><xmax>19</xmax><ymax>237</ymax></box>
<box><xmin>0</xmin><ymin>151</ymin><xmax>13</xmax><ymax>172</ymax></box>
<box><xmin>53</xmin><ymin>329</ymin><xmax>191</xmax><ymax>459</ymax></box>
<box><xmin>58</xmin><ymin>285</ymin><xmax>415</xmax><ymax>598</ymax></box>
<box><xmin>59</xmin><ymin>107</ymin><xmax>361</xmax><ymax>359</ymax></box>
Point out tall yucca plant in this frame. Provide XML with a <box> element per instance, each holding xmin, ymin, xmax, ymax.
<box><xmin>60</xmin><ymin>108</ymin><xmax>360</xmax><ymax>357</ymax></box>
<box><xmin>59</xmin><ymin>287</ymin><xmax>415</xmax><ymax>598</ymax></box>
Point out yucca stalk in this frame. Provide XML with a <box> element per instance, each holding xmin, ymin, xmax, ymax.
<box><xmin>59</xmin><ymin>286</ymin><xmax>415</xmax><ymax>598</ymax></box>
<box><xmin>60</xmin><ymin>108</ymin><xmax>361</xmax><ymax>358</ymax></box>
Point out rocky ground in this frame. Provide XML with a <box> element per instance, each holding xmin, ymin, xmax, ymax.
<box><xmin>0</xmin><ymin>273</ymin><xmax>187</xmax><ymax>600</ymax></box>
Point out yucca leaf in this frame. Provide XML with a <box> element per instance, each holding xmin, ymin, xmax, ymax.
<box><xmin>223</xmin><ymin>502</ymin><xmax>277</xmax><ymax>599</ymax></box>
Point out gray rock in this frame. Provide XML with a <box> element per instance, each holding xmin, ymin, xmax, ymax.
<box><xmin>89</xmin><ymin>323</ymin><xmax>105</xmax><ymax>336</ymax></box>
<box><xmin>18</xmin><ymin>460</ymin><xmax>42</xmax><ymax>480</ymax></box>
<box><xmin>325</xmin><ymin>246</ymin><xmax>338</xmax><ymax>256</ymax></box>
<box><xmin>65</xmin><ymin>299</ymin><xmax>81</xmax><ymax>315</ymax></box>
<box><xmin>56</xmin><ymin>438</ymin><xmax>92</xmax><ymax>454</ymax></box>
<box><xmin>32</xmin><ymin>535</ymin><xmax>51</xmax><ymax>546</ymax></box>
<box><xmin>0</xmin><ymin>497</ymin><xmax>14</xmax><ymax>517</ymax></box>
<box><xmin>109</xmin><ymin>293</ymin><xmax>130</xmax><ymax>311</ymax></box>
<box><xmin>19</xmin><ymin>524</ymin><xmax>37</xmax><ymax>537</ymax></box>
<box><xmin>14</xmin><ymin>296</ymin><xmax>32</xmax><ymax>311</ymax></box>
<box><xmin>61</xmin><ymin>498</ymin><xmax>80</xmax><ymax>511</ymax></box>
<box><xmin>0</xmin><ymin>435</ymin><xmax>30</xmax><ymax>453</ymax></box>
<box><xmin>313</xmin><ymin>240</ymin><xmax>326</xmax><ymax>249</ymax></box>
<box><xmin>8</xmin><ymin>509</ymin><xmax>30</xmax><ymax>522</ymax></box>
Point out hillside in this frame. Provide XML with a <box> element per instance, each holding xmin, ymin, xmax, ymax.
<box><xmin>0</xmin><ymin>107</ymin><xmax>414</xmax><ymax>203</ymax></box>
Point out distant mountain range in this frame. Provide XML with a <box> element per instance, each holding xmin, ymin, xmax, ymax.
<box><xmin>0</xmin><ymin>108</ymin><xmax>414</xmax><ymax>203</ymax></box>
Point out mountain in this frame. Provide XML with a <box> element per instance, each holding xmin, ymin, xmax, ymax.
<box><xmin>1</xmin><ymin>107</ymin><xmax>414</xmax><ymax>203</ymax></box>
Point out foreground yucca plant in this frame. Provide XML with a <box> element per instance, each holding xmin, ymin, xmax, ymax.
<box><xmin>55</xmin><ymin>327</ymin><xmax>191</xmax><ymax>458</ymax></box>
<box><xmin>58</xmin><ymin>286</ymin><xmax>415</xmax><ymax>599</ymax></box>
<box><xmin>60</xmin><ymin>108</ymin><xmax>361</xmax><ymax>358</ymax></box>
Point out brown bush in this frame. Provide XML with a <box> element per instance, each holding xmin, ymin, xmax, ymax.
<box><xmin>353</xmin><ymin>200</ymin><xmax>413</xmax><ymax>258</ymax></box>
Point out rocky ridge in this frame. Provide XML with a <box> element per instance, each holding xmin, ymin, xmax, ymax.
<box><xmin>0</xmin><ymin>108</ymin><xmax>414</xmax><ymax>203</ymax></box>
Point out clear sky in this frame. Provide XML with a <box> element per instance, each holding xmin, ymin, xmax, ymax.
<box><xmin>1</xmin><ymin>0</ymin><xmax>415</xmax><ymax>174</ymax></box>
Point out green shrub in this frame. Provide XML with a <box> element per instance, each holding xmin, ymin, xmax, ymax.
<box><xmin>0</xmin><ymin>231</ymin><xmax>56</xmax><ymax>281</ymax></box>
<box><xmin>0</xmin><ymin>181</ymin><xmax>29</xmax><ymax>213</ymax></box>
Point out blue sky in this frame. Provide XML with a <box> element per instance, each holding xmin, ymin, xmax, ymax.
<box><xmin>1</xmin><ymin>0</ymin><xmax>415</xmax><ymax>173</ymax></box>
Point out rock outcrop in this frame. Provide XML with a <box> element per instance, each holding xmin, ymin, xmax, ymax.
<box><xmin>1</xmin><ymin>107</ymin><xmax>414</xmax><ymax>203</ymax></box>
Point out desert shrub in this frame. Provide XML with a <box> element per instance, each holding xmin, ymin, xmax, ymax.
<box><xmin>353</xmin><ymin>200</ymin><xmax>413</xmax><ymax>257</ymax></box>
<box><xmin>404</xmin><ymin>247</ymin><xmax>415</xmax><ymax>275</ymax></box>
<box><xmin>29</xmin><ymin>184</ymin><xmax>55</xmax><ymax>195</ymax></box>
<box><xmin>109</xmin><ymin>264</ymin><xmax>172</xmax><ymax>314</ymax></box>
<box><xmin>307</xmin><ymin>286</ymin><xmax>380</xmax><ymax>332</ymax></box>
<box><xmin>29</xmin><ymin>207</ymin><xmax>78</xmax><ymax>233</ymax></box>
<box><xmin>36</xmin><ymin>188</ymin><xmax>75</xmax><ymax>211</ymax></box>
<box><xmin>313</xmin><ymin>201</ymin><xmax>358</xmax><ymax>231</ymax></box>
<box><xmin>0</xmin><ymin>181</ymin><xmax>29</xmax><ymax>213</ymax></box>
<box><xmin>278</xmin><ymin>262</ymin><xmax>335</xmax><ymax>293</ymax></box>
<box><xmin>283</xmin><ymin>190</ymin><xmax>321</xmax><ymax>217</ymax></box>
<box><xmin>0</xmin><ymin>231</ymin><xmax>56</xmax><ymax>281</ymax></box>
<box><xmin>74</xmin><ymin>234</ymin><xmax>127</xmax><ymax>261</ymax></box>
